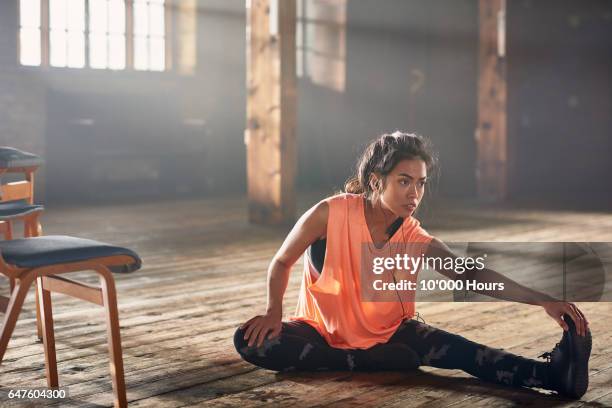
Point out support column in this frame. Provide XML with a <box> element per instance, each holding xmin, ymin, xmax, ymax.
<box><xmin>246</xmin><ymin>0</ymin><xmax>297</xmax><ymax>224</ymax></box>
<box><xmin>477</xmin><ymin>0</ymin><xmax>507</xmax><ymax>201</ymax></box>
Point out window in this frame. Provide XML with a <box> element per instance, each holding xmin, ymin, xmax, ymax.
<box><xmin>18</xmin><ymin>0</ymin><xmax>181</xmax><ymax>72</ymax></box>
<box><xmin>133</xmin><ymin>0</ymin><xmax>165</xmax><ymax>71</ymax></box>
<box><xmin>19</xmin><ymin>0</ymin><xmax>42</xmax><ymax>66</ymax></box>
<box><xmin>49</xmin><ymin>0</ymin><xmax>85</xmax><ymax>68</ymax></box>
<box><xmin>89</xmin><ymin>0</ymin><xmax>126</xmax><ymax>69</ymax></box>
<box><xmin>297</xmin><ymin>0</ymin><xmax>347</xmax><ymax>92</ymax></box>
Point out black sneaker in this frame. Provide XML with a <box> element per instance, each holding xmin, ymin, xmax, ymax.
<box><xmin>539</xmin><ymin>314</ymin><xmax>592</xmax><ymax>399</ymax></box>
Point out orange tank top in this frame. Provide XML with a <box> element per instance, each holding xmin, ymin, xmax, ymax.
<box><xmin>289</xmin><ymin>193</ymin><xmax>434</xmax><ymax>349</ymax></box>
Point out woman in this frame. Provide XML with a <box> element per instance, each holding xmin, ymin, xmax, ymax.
<box><xmin>233</xmin><ymin>132</ymin><xmax>592</xmax><ymax>399</ymax></box>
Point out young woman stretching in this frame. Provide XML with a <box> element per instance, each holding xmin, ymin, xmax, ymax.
<box><xmin>233</xmin><ymin>132</ymin><xmax>592</xmax><ymax>399</ymax></box>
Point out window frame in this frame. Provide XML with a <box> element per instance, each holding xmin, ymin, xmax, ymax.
<box><xmin>18</xmin><ymin>0</ymin><xmax>174</xmax><ymax>72</ymax></box>
<box><xmin>296</xmin><ymin>0</ymin><xmax>347</xmax><ymax>92</ymax></box>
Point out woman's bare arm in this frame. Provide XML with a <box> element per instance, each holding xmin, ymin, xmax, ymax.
<box><xmin>425</xmin><ymin>238</ymin><xmax>589</xmax><ymax>336</ymax></box>
<box><xmin>425</xmin><ymin>238</ymin><xmax>555</xmax><ymax>305</ymax></box>
<box><xmin>242</xmin><ymin>200</ymin><xmax>328</xmax><ymax>347</ymax></box>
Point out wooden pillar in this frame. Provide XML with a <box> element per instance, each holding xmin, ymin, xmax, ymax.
<box><xmin>477</xmin><ymin>0</ymin><xmax>507</xmax><ymax>201</ymax></box>
<box><xmin>246</xmin><ymin>0</ymin><xmax>297</xmax><ymax>225</ymax></box>
<box><xmin>41</xmin><ymin>0</ymin><xmax>50</xmax><ymax>66</ymax></box>
<box><xmin>125</xmin><ymin>0</ymin><xmax>134</xmax><ymax>69</ymax></box>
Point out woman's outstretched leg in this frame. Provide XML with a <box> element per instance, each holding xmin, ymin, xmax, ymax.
<box><xmin>389</xmin><ymin>319</ymin><xmax>551</xmax><ymax>388</ymax></box>
<box><xmin>389</xmin><ymin>316</ymin><xmax>591</xmax><ymax>398</ymax></box>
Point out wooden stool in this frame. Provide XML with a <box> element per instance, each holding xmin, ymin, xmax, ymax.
<box><xmin>0</xmin><ymin>235</ymin><xmax>141</xmax><ymax>408</ymax></box>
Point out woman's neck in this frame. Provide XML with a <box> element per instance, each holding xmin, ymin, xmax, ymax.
<box><xmin>364</xmin><ymin>196</ymin><xmax>398</xmax><ymax>239</ymax></box>
<box><xmin>365</xmin><ymin>196</ymin><xmax>396</xmax><ymax>220</ymax></box>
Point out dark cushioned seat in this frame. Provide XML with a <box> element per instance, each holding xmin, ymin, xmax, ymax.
<box><xmin>0</xmin><ymin>235</ymin><xmax>141</xmax><ymax>273</ymax></box>
<box><xmin>0</xmin><ymin>147</ymin><xmax>44</xmax><ymax>168</ymax></box>
<box><xmin>0</xmin><ymin>199</ymin><xmax>44</xmax><ymax>220</ymax></box>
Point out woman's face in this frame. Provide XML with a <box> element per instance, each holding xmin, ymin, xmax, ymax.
<box><xmin>378</xmin><ymin>158</ymin><xmax>427</xmax><ymax>218</ymax></box>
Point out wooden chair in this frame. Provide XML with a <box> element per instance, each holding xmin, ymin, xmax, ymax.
<box><xmin>0</xmin><ymin>147</ymin><xmax>45</xmax><ymax>336</ymax></box>
<box><xmin>0</xmin><ymin>235</ymin><xmax>141</xmax><ymax>408</ymax></box>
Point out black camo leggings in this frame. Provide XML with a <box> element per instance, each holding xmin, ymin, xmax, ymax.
<box><xmin>234</xmin><ymin>319</ymin><xmax>551</xmax><ymax>389</ymax></box>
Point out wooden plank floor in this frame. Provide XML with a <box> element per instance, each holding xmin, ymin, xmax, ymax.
<box><xmin>1</xmin><ymin>192</ymin><xmax>611</xmax><ymax>407</ymax></box>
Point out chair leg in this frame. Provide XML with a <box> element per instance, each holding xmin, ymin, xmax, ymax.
<box><xmin>23</xmin><ymin>214</ymin><xmax>44</xmax><ymax>341</ymax></box>
<box><xmin>25</xmin><ymin>213</ymin><xmax>42</xmax><ymax>239</ymax></box>
<box><xmin>0</xmin><ymin>275</ymin><xmax>33</xmax><ymax>363</ymax></box>
<box><xmin>0</xmin><ymin>220</ymin><xmax>13</xmax><ymax>240</ymax></box>
<box><xmin>99</xmin><ymin>270</ymin><xmax>127</xmax><ymax>408</ymax></box>
<box><xmin>35</xmin><ymin>281</ymin><xmax>43</xmax><ymax>341</ymax></box>
<box><xmin>2</xmin><ymin>222</ymin><xmax>16</xmax><ymax>291</ymax></box>
<box><xmin>1</xmin><ymin>222</ymin><xmax>15</xmax><ymax>298</ymax></box>
<box><xmin>37</xmin><ymin>277</ymin><xmax>58</xmax><ymax>387</ymax></box>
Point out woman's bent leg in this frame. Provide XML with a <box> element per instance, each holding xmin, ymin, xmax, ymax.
<box><xmin>234</xmin><ymin>321</ymin><xmax>357</xmax><ymax>372</ymax></box>
<box><xmin>389</xmin><ymin>319</ymin><xmax>550</xmax><ymax>388</ymax></box>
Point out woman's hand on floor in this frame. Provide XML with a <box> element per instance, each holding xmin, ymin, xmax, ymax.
<box><xmin>241</xmin><ymin>312</ymin><xmax>282</xmax><ymax>347</ymax></box>
<box><xmin>541</xmin><ymin>301</ymin><xmax>590</xmax><ymax>337</ymax></box>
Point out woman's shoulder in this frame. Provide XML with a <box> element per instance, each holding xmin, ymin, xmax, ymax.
<box><xmin>305</xmin><ymin>193</ymin><xmax>358</xmax><ymax>241</ymax></box>
<box><xmin>403</xmin><ymin>216</ymin><xmax>435</xmax><ymax>243</ymax></box>
<box><xmin>308</xmin><ymin>193</ymin><xmax>361</xmax><ymax>223</ymax></box>
<box><xmin>322</xmin><ymin>192</ymin><xmax>363</xmax><ymax>205</ymax></box>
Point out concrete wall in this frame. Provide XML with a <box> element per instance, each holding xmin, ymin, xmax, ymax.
<box><xmin>507</xmin><ymin>0</ymin><xmax>612</xmax><ymax>201</ymax></box>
